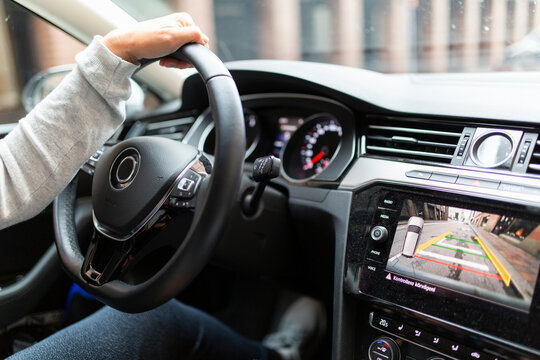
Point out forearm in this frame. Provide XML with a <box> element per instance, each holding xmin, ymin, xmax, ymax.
<box><xmin>0</xmin><ymin>37</ymin><xmax>138</xmax><ymax>229</ymax></box>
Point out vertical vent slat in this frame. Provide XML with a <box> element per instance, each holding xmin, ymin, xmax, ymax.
<box><xmin>527</xmin><ymin>139</ymin><xmax>540</xmax><ymax>175</ymax></box>
<box><xmin>364</xmin><ymin>115</ymin><xmax>464</xmax><ymax>164</ymax></box>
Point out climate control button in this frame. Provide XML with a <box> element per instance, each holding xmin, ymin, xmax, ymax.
<box><xmin>368</xmin><ymin>337</ymin><xmax>400</xmax><ymax>360</ymax></box>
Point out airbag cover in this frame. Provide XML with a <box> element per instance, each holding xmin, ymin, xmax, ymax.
<box><xmin>92</xmin><ymin>136</ymin><xmax>198</xmax><ymax>237</ymax></box>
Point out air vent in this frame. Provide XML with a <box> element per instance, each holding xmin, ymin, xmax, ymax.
<box><xmin>364</xmin><ymin>115</ymin><xmax>464</xmax><ymax>164</ymax></box>
<box><xmin>527</xmin><ymin>139</ymin><xmax>540</xmax><ymax>175</ymax></box>
<box><xmin>143</xmin><ymin>117</ymin><xmax>194</xmax><ymax>141</ymax></box>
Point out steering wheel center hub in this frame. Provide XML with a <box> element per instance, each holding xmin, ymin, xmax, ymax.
<box><xmin>93</xmin><ymin>137</ymin><xmax>199</xmax><ymax>239</ymax></box>
<box><xmin>111</xmin><ymin>148</ymin><xmax>140</xmax><ymax>189</ymax></box>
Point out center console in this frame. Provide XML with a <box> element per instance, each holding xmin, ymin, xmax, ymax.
<box><xmin>345</xmin><ymin>185</ymin><xmax>540</xmax><ymax>360</ymax></box>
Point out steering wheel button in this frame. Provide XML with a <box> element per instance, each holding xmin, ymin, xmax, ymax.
<box><xmin>178</xmin><ymin>178</ymin><xmax>195</xmax><ymax>191</ymax></box>
<box><xmin>186</xmin><ymin>171</ymin><xmax>202</xmax><ymax>182</ymax></box>
<box><xmin>405</xmin><ymin>170</ymin><xmax>432</xmax><ymax>180</ymax></box>
<box><xmin>181</xmin><ymin>200</ymin><xmax>195</xmax><ymax>209</ymax></box>
<box><xmin>90</xmin><ymin>149</ymin><xmax>104</xmax><ymax>162</ymax></box>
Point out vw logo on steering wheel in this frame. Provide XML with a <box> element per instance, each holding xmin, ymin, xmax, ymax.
<box><xmin>109</xmin><ymin>147</ymin><xmax>140</xmax><ymax>190</ymax></box>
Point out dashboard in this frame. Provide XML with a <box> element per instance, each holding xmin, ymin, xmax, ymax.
<box><xmin>108</xmin><ymin>62</ymin><xmax>540</xmax><ymax>360</ymax></box>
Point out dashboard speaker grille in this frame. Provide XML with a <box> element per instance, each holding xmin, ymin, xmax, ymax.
<box><xmin>527</xmin><ymin>139</ymin><xmax>540</xmax><ymax>175</ymax></box>
<box><xmin>364</xmin><ymin>115</ymin><xmax>464</xmax><ymax>164</ymax></box>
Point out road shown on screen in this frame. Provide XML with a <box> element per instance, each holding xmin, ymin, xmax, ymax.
<box><xmin>387</xmin><ymin>220</ymin><xmax>517</xmax><ymax>298</ymax></box>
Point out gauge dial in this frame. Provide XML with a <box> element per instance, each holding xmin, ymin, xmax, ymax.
<box><xmin>243</xmin><ymin>109</ymin><xmax>262</xmax><ymax>156</ymax></box>
<box><xmin>202</xmin><ymin>108</ymin><xmax>261</xmax><ymax>159</ymax></box>
<box><xmin>282</xmin><ymin>114</ymin><xmax>343</xmax><ymax>180</ymax></box>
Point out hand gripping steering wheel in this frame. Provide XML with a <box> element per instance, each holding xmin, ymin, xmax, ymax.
<box><xmin>53</xmin><ymin>44</ymin><xmax>245</xmax><ymax>312</ymax></box>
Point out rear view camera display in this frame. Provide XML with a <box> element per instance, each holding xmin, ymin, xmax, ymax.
<box><xmin>386</xmin><ymin>200</ymin><xmax>540</xmax><ymax>311</ymax></box>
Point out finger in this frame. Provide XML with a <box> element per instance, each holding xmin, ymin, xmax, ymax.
<box><xmin>171</xmin><ymin>12</ymin><xmax>195</xmax><ymax>27</ymax></box>
<box><xmin>201</xmin><ymin>33</ymin><xmax>210</xmax><ymax>45</ymax></box>
<box><xmin>168</xmin><ymin>26</ymin><xmax>208</xmax><ymax>47</ymax></box>
<box><xmin>159</xmin><ymin>57</ymin><xmax>191</xmax><ymax>69</ymax></box>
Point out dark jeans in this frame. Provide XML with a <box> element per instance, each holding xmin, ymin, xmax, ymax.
<box><xmin>7</xmin><ymin>299</ymin><xmax>281</xmax><ymax>360</ymax></box>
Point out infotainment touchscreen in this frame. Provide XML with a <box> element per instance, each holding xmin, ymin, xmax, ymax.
<box><xmin>386</xmin><ymin>200</ymin><xmax>540</xmax><ymax>312</ymax></box>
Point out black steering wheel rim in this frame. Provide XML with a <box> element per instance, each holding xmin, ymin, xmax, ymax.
<box><xmin>53</xmin><ymin>43</ymin><xmax>245</xmax><ymax>313</ymax></box>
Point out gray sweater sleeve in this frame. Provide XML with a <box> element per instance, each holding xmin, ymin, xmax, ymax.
<box><xmin>0</xmin><ymin>36</ymin><xmax>138</xmax><ymax>230</ymax></box>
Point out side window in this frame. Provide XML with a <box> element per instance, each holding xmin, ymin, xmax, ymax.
<box><xmin>0</xmin><ymin>1</ymin><xmax>84</xmax><ymax>126</ymax></box>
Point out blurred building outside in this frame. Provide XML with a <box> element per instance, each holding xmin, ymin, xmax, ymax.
<box><xmin>1</xmin><ymin>0</ymin><xmax>540</xmax><ymax>124</ymax></box>
<box><xmin>471</xmin><ymin>211</ymin><xmax>540</xmax><ymax>258</ymax></box>
<box><xmin>399</xmin><ymin>200</ymin><xmax>449</xmax><ymax>222</ymax></box>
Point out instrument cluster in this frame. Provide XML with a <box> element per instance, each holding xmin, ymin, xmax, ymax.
<box><xmin>187</xmin><ymin>93</ymin><xmax>356</xmax><ymax>184</ymax></box>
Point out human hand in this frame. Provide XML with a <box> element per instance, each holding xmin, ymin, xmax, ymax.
<box><xmin>103</xmin><ymin>13</ymin><xmax>209</xmax><ymax>69</ymax></box>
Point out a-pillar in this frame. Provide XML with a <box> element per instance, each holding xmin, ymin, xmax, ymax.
<box><xmin>259</xmin><ymin>0</ymin><xmax>301</xmax><ymax>60</ymax></box>
<box><xmin>331</xmin><ymin>0</ymin><xmax>363</xmax><ymax>67</ymax></box>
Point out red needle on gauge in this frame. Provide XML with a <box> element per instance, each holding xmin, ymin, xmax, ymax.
<box><xmin>304</xmin><ymin>151</ymin><xmax>325</xmax><ymax>170</ymax></box>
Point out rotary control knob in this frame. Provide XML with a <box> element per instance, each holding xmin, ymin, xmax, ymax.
<box><xmin>368</xmin><ymin>337</ymin><xmax>400</xmax><ymax>360</ymax></box>
<box><xmin>370</xmin><ymin>225</ymin><xmax>388</xmax><ymax>243</ymax></box>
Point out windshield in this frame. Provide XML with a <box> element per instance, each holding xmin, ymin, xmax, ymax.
<box><xmin>113</xmin><ymin>0</ymin><xmax>540</xmax><ymax>74</ymax></box>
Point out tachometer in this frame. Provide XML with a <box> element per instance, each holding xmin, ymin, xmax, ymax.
<box><xmin>282</xmin><ymin>114</ymin><xmax>343</xmax><ymax>180</ymax></box>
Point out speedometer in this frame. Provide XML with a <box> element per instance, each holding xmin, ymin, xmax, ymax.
<box><xmin>282</xmin><ymin>114</ymin><xmax>343</xmax><ymax>180</ymax></box>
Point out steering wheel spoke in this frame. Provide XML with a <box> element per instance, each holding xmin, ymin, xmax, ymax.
<box><xmin>82</xmin><ymin>230</ymin><xmax>133</xmax><ymax>285</ymax></box>
<box><xmin>84</xmin><ymin>157</ymin><xmax>210</xmax><ymax>286</ymax></box>
<box><xmin>167</xmin><ymin>162</ymin><xmax>208</xmax><ymax>211</ymax></box>
<box><xmin>80</xmin><ymin>145</ymin><xmax>109</xmax><ymax>177</ymax></box>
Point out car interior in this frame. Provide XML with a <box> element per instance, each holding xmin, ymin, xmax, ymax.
<box><xmin>0</xmin><ymin>0</ymin><xmax>539</xmax><ymax>359</ymax></box>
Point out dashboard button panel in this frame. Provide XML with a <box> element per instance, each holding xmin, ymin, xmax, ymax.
<box><xmin>429</xmin><ymin>173</ymin><xmax>458</xmax><ymax>183</ymax></box>
<box><xmin>405</xmin><ymin>170</ymin><xmax>432</xmax><ymax>180</ymax></box>
<box><xmin>455</xmin><ymin>176</ymin><xmax>500</xmax><ymax>189</ymax></box>
<box><xmin>404</xmin><ymin>169</ymin><xmax>540</xmax><ymax>195</ymax></box>
<box><xmin>369</xmin><ymin>312</ymin><xmax>510</xmax><ymax>360</ymax></box>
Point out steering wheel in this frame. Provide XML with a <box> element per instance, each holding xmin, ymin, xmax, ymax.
<box><xmin>53</xmin><ymin>44</ymin><xmax>245</xmax><ymax>313</ymax></box>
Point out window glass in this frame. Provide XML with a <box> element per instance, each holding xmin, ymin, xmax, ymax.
<box><xmin>0</xmin><ymin>1</ymin><xmax>85</xmax><ymax>125</ymax></box>
<box><xmin>112</xmin><ymin>0</ymin><xmax>540</xmax><ymax>73</ymax></box>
